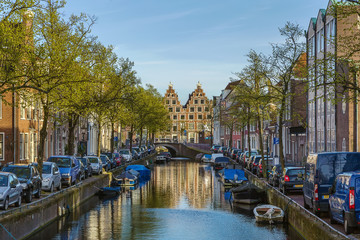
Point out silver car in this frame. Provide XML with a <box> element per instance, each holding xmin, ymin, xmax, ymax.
<box><xmin>41</xmin><ymin>162</ymin><xmax>61</xmax><ymax>192</ymax></box>
<box><xmin>119</xmin><ymin>149</ymin><xmax>132</xmax><ymax>162</ymax></box>
<box><xmin>87</xmin><ymin>156</ymin><xmax>103</xmax><ymax>175</ymax></box>
<box><xmin>0</xmin><ymin>172</ymin><xmax>23</xmax><ymax>210</ymax></box>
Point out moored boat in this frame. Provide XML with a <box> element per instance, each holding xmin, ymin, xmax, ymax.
<box><xmin>230</xmin><ymin>182</ymin><xmax>266</xmax><ymax>204</ymax></box>
<box><xmin>213</xmin><ymin>157</ymin><xmax>230</xmax><ymax>171</ymax></box>
<box><xmin>253</xmin><ymin>205</ymin><xmax>284</xmax><ymax>224</ymax></box>
<box><xmin>201</xmin><ymin>154</ymin><xmax>212</xmax><ymax>163</ymax></box>
<box><xmin>126</xmin><ymin>165</ymin><xmax>151</xmax><ymax>181</ymax></box>
<box><xmin>220</xmin><ymin>169</ymin><xmax>247</xmax><ymax>186</ymax></box>
<box><xmin>113</xmin><ymin>171</ymin><xmax>138</xmax><ymax>186</ymax></box>
<box><xmin>97</xmin><ymin>186</ymin><xmax>121</xmax><ymax>197</ymax></box>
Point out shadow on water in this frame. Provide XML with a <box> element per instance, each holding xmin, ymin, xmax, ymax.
<box><xmin>27</xmin><ymin>161</ymin><xmax>305</xmax><ymax>240</ymax></box>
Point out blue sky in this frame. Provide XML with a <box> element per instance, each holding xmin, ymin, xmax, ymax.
<box><xmin>64</xmin><ymin>0</ymin><xmax>330</xmax><ymax>103</ymax></box>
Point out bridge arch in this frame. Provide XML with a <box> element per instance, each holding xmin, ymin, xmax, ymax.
<box><xmin>155</xmin><ymin>144</ymin><xmax>178</xmax><ymax>157</ymax></box>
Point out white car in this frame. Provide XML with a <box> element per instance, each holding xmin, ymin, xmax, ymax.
<box><xmin>119</xmin><ymin>149</ymin><xmax>132</xmax><ymax>162</ymax></box>
<box><xmin>87</xmin><ymin>156</ymin><xmax>103</xmax><ymax>175</ymax></box>
<box><xmin>41</xmin><ymin>162</ymin><xmax>62</xmax><ymax>192</ymax></box>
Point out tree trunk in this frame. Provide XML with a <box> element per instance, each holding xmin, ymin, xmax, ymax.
<box><xmin>241</xmin><ymin>126</ymin><xmax>245</xmax><ymax>151</ymax></box>
<box><xmin>247</xmin><ymin>106</ymin><xmax>251</xmax><ymax>152</ymax></box>
<box><xmin>97</xmin><ymin>123</ymin><xmax>102</xmax><ymax>157</ymax></box>
<box><xmin>110</xmin><ymin>122</ymin><xmax>115</xmax><ymax>153</ymax></box>
<box><xmin>129</xmin><ymin>124</ymin><xmax>134</xmax><ymax>151</ymax></box>
<box><xmin>67</xmin><ymin>113</ymin><xmax>79</xmax><ymax>156</ymax></box>
<box><xmin>279</xmin><ymin>96</ymin><xmax>286</xmax><ymax>171</ymax></box>
<box><xmin>229</xmin><ymin>125</ymin><xmax>233</xmax><ymax>149</ymax></box>
<box><xmin>38</xmin><ymin>103</ymin><xmax>49</xmax><ymax>177</ymax></box>
<box><xmin>139</xmin><ymin>126</ymin><xmax>143</xmax><ymax>147</ymax></box>
<box><xmin>257</xmin><ymin>110</ymin><xmax>266</xmax><ymax>178</ymax></box>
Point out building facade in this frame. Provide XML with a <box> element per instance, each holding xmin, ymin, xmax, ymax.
<box><xmin>162</xmin><ymin>82</ymin><xmax>212</xmax><ymax>144</ymax></box>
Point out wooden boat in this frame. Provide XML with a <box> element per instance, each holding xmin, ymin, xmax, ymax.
<box><xmin>253</xmin><ymin>205</ymin><xmax>284</xmax><ymax>224</ymax></box>
<box><xmin>213</xmin><ymin>157</ymin><xmax>230</xmax><ymax>171</ymax></box>
<box><xmin>230</xmin><ymin>182</ymin><xmax>266</xmax><ymax>204</ymax></box>
<box><xmin>113</xmin><ymin>171</ymin><xmax>138</xmax><ymax>186</ymax></box>
<box><xmin>97</xmin><ymin>186</ymin><xmax>121</xmax><ymax>197</ymax></box>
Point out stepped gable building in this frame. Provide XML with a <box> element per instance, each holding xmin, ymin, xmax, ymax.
<box><xmin>161</xmin><ymin>82</ymin><xmax>212</xmax><ymax>144</ymax></box>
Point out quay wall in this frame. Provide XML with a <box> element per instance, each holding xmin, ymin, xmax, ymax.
<box><xmin>0</xmin><ymin>154</ymin><xmax>155</xmax><ymax>240</ymax></box>
<box><xmin>246</xmin><ymin>171</ymin><xmax>350</xmax><ymax>240</ymax></box>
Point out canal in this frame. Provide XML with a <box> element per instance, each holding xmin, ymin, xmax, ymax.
<box><xmin>28</xmin><ymin>160</ymin><xmax>303</xmax><ymax>240</ymax></box>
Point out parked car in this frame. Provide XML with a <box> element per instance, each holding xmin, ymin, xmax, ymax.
<box><xmin>2</xmin><ymin>164</ymin><xmax>42</xmax><ymax>203</ymax></box>
<box><xmin>230</xmin><ymin>149</ymin><xmax>240</xmax><ymax>160</ymax></box>
<box><xmin>0</xmin><ymin>172</ymin><xmax>23</xmax><ymax>209</ymax></box>
<box><xmin>303</xmin><ymin>152</ymin><xmax>360</xmax><ymax>216</ymax></box>
<box><xmin>249</xmin><ymin>155</ymin><xmax>264</xmax><ymax>174</ymax></box>
<box><xmin>257</xmin><ymin>158</ymin><xmax>274</xmax><ymax>177</ymax></box>
<box><xmin>119</xmin><ymin>149</ymin><xmax>132</xmax><ymax>163</ymax></box>
<box><xmin>132</xmin><ymin>149</ymin><xmax>140</xmax><ymax>160</ymax></box>
<box><xmin>219</xmin><ymin>146</ymin><xmax>228</xmax><ymax>155</ymax></box>
<box><xmin>112</xmin><ymin>153</ymin><xmax>122</xmax><ymax>166</ymax></box>
<box><xmin>235</xmin><ymin>151</ymin><xmax>243</xmax><ymax>162</ymax></box>
<box><xmin>100</xmin><ymin>154</ymin><xmax>112</xmax><ymax>172</ymax></box>
<box><xmin>77</xmin><ymin>157</ymin><xmax>93</xmax><ymax>178</ymax></box>
<box><xmin>87</xmin><ymin>156</ymin><xmax>102</xmax><ymax>175</ymax></box>
<box><xmin>329</xmin><ymin>172</ymin><xmax>360</xmax><ymax>234</ymax></box>
<box><xmin>47</xmin><ymin>155</ymin><xmax>80</xmax><ymax>186</ymax></box>
<box><xmin>39</xmin><ymin>162</ymin><xmax>62</xmax><ymax>192</ymax></box>
<box><xmin>242</xmin><ymin>150</ymin><xmax>258</xmax><ymax>167</ymax></box>
<box><xmin>268</xmin><ymin>163</ymin><xmax>296</xmax><ymax>187</ymax></box>
<box><xmin>279</xmin><ymin>166</ymin><xmax>305</xmax><ymax>194</ymax></box>
<box><xmin>102</xmin><ymin>152</ymin><xmax>116</xmax><ymax>168</ymax></box>
<box><xmin>211</xmin><ymin>145</ymin><xmax>221</xmax><ymax>153</ymax></box>
<box><xmin>78</xmin><ymin>161</ymin><xmax>86</xmax><ymax>181</ymax></box>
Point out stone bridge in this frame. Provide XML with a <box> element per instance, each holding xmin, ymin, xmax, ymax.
<box><xmin>154</xmin><ymin>143</ymin><xmax>211</xmax><ymax>159</ymax></box>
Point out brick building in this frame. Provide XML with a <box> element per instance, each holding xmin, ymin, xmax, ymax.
<box><xmin>161</xmin><ymin>82</ymin><xmax>212</xmax><ymax>144</ymax></box>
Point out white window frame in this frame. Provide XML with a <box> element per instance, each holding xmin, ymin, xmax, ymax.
<box><xmin>24</xmin><ymin>133</ymin><xmax>29</xmax><ymax>160</ymax></box>
<box><xmin>20</xmin><ymin>133</ymin><xmax>24</xmax><ymax>160</ymax></box>
<box><xmin>0</xmin><ymin>133</ymin><xmax>4</xmax><ymax>161</ymax></box>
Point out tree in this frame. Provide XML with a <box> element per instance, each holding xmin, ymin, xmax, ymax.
<box><xmin>264</xmin><ymin>22</ymin><xmax>306</xmax><ymax>171</ymax></box>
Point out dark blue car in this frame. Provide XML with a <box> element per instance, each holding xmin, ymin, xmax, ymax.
<box><xmin>47</xmin><ymin>156</ymin><xmax>80</xmax><ymax>186</ymax></box>
<box><xmin>329</xmin><ymin>172</ymin><xmax>360</xmax><ymax>234</ymax></box>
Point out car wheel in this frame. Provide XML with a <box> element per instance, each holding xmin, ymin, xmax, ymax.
<box><xmin>303</xmin><ymin>196</ymin><xmax>310</xmax><ymax>209</ymax></box>
<box><xmin>57</xmin><ymin>182</ymin><xmax>62</xmax><ymax>191</ymax></box>
<box><xmin>2</xmin><ymin>197</ymin><xmax>9</xmax><ymax>210</ymax></box>
<box><xmin>50</xmin><ymin>183</ymin><xmax>54</xmax><ymax>193</ymax></box>
<box><xmin>15</xmin><ymin>195</ymin><xmax>21</xmax><ymax>207</ymax></box>
<box><xmin>344</xmin><ymin>218</ymin><xmax>354</xmax><ymax>234</ymax></box>
<box><xmin>25</xmin><ymin>190</ymin><xmax>32</xmax><ymax>203</ymax></box>
<box><xmin>329</xmin><ymin>208</ymin><xmax>336</xmax><ymax>224</ymax></box>
<box><xmin>35</xmin><ymin>187</ymin><xmax>41</xmax><ymax>198</ymax></box>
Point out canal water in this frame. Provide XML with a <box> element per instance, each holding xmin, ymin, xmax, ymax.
<box><xmin>28</xmin><ymin>160</ymin><xmax>303</xmax><ymax>240</ymax></box>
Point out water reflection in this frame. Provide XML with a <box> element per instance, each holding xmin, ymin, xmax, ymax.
<box><xmin>28</xmin><ymin>161</ymin><xmax>301</xmax><ymax>240</ymax></box>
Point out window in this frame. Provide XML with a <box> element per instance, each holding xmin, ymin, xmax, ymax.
<box><xmin>189</xmin><ymin>123</ymin><xmax>194</xmax><ymax>130</ymax></box>
<box><xmin>190</xmin><ymin>107</ymin><xmax>194</xmax><ymax>112</ymax></box>
<box><xmin>27</xmin><ymin>105</ymin><xmax>31</xmax><ymax>120</ymax></box>
<box><xmin>0</xmin><ymin>133</ymin><xmax>4</xmax><ymax>160</ymax></box>
<box><xmin>173</xmin><ymin>126</ymin><xmax>177</xmax><ymax>131</ymax></box>
<box><xmin>20</xmin><ymin>133</ymin><xmax>24</xmax><ymax>160</ymax></box>
<box><xmin>166</xmin><ymin>100</ymin><xmax>169</xmax><ymax>104</ymax></box>
<box><xmin>181</xmin><ymin>115</ymin><xmax>185</xmax><ymax>120</ymax></box>
<box><xmin>20</xmin><ymin>99</ymin><xmax>26</xmax><ymax>120</ymax></box>
<box><xmin>172</xmin><ymin>100</ymin><xmax>176</xmax><ymax>104</ymax></box>
<box><xmin>198</xmin><ymin>114</ymin><xmax>202</xmax><ymax>120</ymax></box>
<box><xmin>24</xmin><ymin>134</ymin><xmax>28</xmax><ymax>159</ymax></box>
<box><xmin>198</xmin><ymin>107</ymin><xmax>202</xmax><ymax>112</ymax></box>
<box><xmin>173</xmin><ymin>115</ymin><xmax>177</xmax><ymax>120</ymax></box>
<box><xmin>201</xmin><ymin>100</ymin><xmax>204</xmax><ymax>104</ymax></box>
<box><xmin>189</xmin><ymin>115</ymin><xmax>194</xmax><ymax>120</ymax></box>
<box><xmin>169</xmin><ymin>108</ymin><xmax>173</xmax><ymax>112</ymax></box>
<box><xmin>207</xmin><ymin>115</ymin><xmax>212</xmax><ymax>119</ymax></box>
<box><xmin>194</xmin><ymin>100</ymin><xmax>198</xmax><ymax>104</ymax></box>
<box><xmin>176</xmin><ymin>107</ymin><xmax>180</xmax><ymax>112</ymax></box>
<box><xmin>205</xmin><ymin>107</ymin><xmax>209</xmax><ymax>112</ymax></box>
<box><xmin>34</xmin><ymin>133</ymin><xmax>37</xmax><ymax>160</ymax></box>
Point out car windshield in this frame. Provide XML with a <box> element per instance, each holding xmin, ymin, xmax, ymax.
<box><xmin>3</xmin><ymin>167</ymin><xmax>30</xmax><ymax>179</ymax></box>
<box><xmin>79</xmin><ymin>158</ymin><xmax>87</xmax><ymax>165</ymax></box>
<box><xmin>120</xmin><ymin>150</ymin><xmax>130</xmax><ymax>154</ymax></box>
<box><xmin>104</xmin><ymin>153</ymin><xmax>112</xmax><ymax>159</ymax></box>
<box><xmin>42</xmin><ymin>165</ymin><xmax>52</xmax><ymax>174</ymax></box>
<box><xmin>287</xmin><ymin>169</ymin><xmax>305</xmax><ymax>177</ymax></box>
<box><xmin>88</xmin><ymin>158</ymin><xmax>98</xmax><ymax>163</ymax></box>
<box><xmin>0</xmin><ymin>175</ymin><xmax>8</xmax><ymax>187</ymax></box>
<box><xmin>48</xmin><ymin>157</ymin><xmax>71</xmax><ymax>168</ymax></box>
<box><xmin>100</xmin><ymin>156</ymin><xmax>107</xmax><ymax>163</ymax></box>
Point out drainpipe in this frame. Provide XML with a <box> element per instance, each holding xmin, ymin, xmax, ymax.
<box><xmin>12</xmin><ymin>87</ymin><xmax>16</xmax><ymax>163</ymax></box>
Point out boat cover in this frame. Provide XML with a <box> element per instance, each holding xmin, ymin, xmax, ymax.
<box><xmin>203</xmin><ymin>154</ymin><xmax>212</xmax><ymax>159</ymax></box>
<box><xmin>114</xmin><ymin>171</ymin><xmax>137</xmax><ymax>180</ymax></box>
<box><xmin>224</xmin><ymin>169</ymin><xmax>247</xmax><ymax>181</ymax></box>
<box><xmin>126</xmin><ymin>165</ymin><xmax>151</xmax><ymax>180</ymax></box>
<box><xmin>127</xmin><ymin>169</ymin><xmax>140</xmax><ymax>177</ymax></box>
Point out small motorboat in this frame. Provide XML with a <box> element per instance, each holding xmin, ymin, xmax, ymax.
<box><xmin>213</xmin><ymin>157</ymin><xmax>230</xmax><ymax>171</ymax></box>
<box><xmin>201</xmin><ymin>154</ymin><xmax>212</xmax><ymax>163</ymax></box>
<box><xmin>230</xmin><ymin>182</ymin><xmax>266</xmax><ymax>204</ymax></box>
<box><xmin>113</xmin><ymin>171</ymin><xmax>138</xmax><ymax>186</ymax></box>
<box><xmin>220</xmin><ymin>169</ymin><xmax>247</xmax><ymax>186</ymax></box>
<box><xmin>97</xmin><ymin>186</ymin><xmax>121</xmax><ymax>197</ymax></box>
<box><xmin>253</xmin><ymin>205</ymin><xmax>284</xmax><ymax>224</ymax></box>
<box><xmin>126</xmin><ymin>165</ymin><xmax>151</xmax><ymax>181</ymax></box>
